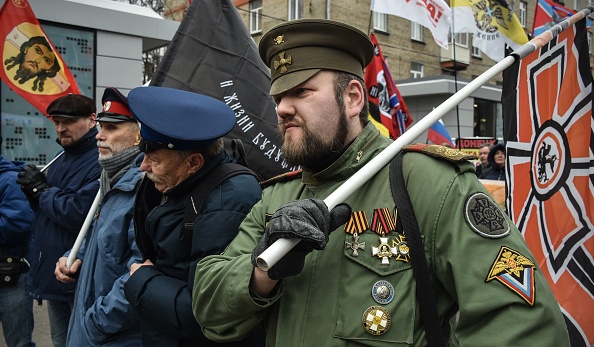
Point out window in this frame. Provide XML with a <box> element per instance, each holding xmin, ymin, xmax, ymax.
<box><xmin>249</xmin><ymin>0</ymin><xmax>262</xmax><ymax>34</ymax></box>
<box><xmin>373</xmin><ymin>11</ymin><xmax>388</xmax><ymax>32</ymax></box>
<box><xmin>472</xmin><ymin>44</ymin><xmax>482</xmax><ymax>57</ymax></box>
<box><xmin>473</xmin><ymin>99</ymin><xmax>502</xmax><ymax>138</ymax></box>
<box><xmin>410</xmin><ymin>61</ymin><xmax>424</xmax><ymax>78</ymax></box>
<box><xmin>449</xmin><ymin>32</ymin><xmax>468</xmax><ymax>47</ymax></box>
<box><xmin>288</xmin><ymin>0</ymin><xmax>303</xmax><ymax>20</ymax></box>
<box><xmin>519</xmin><ymin>1</ymin><xmax>527</xmax><ymax>28</ymax></box>
<box><xmin>411</xmin><ymin>22</ymin><xmax>423</xmax><ymax>42</ymax></box>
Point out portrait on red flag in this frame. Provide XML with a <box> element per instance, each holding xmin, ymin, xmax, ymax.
<box><xmin>503</xmin><ymin>18</ymin><xmax>594</xmax><ymax>346</ymax></box>
<box><xmin>0</xmin><ymin>0</ymin><xmax>80</xmax><ymax>115</ymax></box>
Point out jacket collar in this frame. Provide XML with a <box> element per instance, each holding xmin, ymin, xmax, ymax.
<box><xmin>58</xmin><ymin>127</ymin><xmax>99</xmax><ymax>155</ymax></box>
<box><xmin>164</xmin><ymin>151</ymin><xmax>228</xmax><ymax>198</ymax></box>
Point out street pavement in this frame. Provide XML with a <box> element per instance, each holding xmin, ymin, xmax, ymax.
<box><xmin>0</xmin><ymin>302</ymin><xmax>52</xmax><ymax>347</ymax></box>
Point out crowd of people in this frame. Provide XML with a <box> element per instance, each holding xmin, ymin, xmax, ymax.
<box><xmin>1</xmin><ymin>19</ymin><xmax>569</xmax><ymax>347</ymax></box>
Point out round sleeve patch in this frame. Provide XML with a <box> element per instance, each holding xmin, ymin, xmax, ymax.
<box><xmin>464</xmin><ymin>192</ymin><xmax>510</xmax><ymax>238</ymax></box>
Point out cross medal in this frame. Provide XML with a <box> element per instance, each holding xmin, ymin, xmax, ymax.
<box><xmin>372</xmin><ymin>237</ymin><xmax>398</xmax><ymax>265</ymax></box>
<box><xmin>345</xmin><ymin>232</ymin><xmax>365</xmax><ymax>256</ymax></box>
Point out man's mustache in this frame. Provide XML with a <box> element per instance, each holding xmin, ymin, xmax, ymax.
<box><xmin>146</xmin><ymin>172</ymin><xmax>163</xmax><ymax>183</ymax></box>
<box><xmin>96</xmin><ymin>141</ymin><xmax>111</xmax><ymax>150</ymax></box>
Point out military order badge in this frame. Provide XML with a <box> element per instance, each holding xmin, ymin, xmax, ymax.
<box><xmin>465</xmin><ymin>192</ymin><xmax>510</xmax><ymax>238</ymax></box>
<box><xmin>362</xmin><ymin>306</ymin><xmax>391</xmax><ymax>335</ymax></box>
<box><xmin>344</xmin><ymin>211</ymin><xmax>369</xmax><ymax>257</ymax></box>
<box><xmin>486</xmin><ymin>246</ymin><xmax>536</xmax><ymax>306</ymax></box>
<box><xmin>371</xmin><ymin>280</ymin><xmax>395</xmax><ymax>305</ymax></box>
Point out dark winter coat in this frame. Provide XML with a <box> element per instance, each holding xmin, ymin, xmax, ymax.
<box><xmin>124</xmin><ymin>151</ymin><xmax>264</xmax><ymax>347</ymax></box>
<box><xmin>0</xmin><ymin>156</ymin><xmax>34</xmax><ymax>258</ymax></box>
<box><xmin>28</xmin><ymin>128</ymin><xmax>101</xmax><ymax>302</ymax></box>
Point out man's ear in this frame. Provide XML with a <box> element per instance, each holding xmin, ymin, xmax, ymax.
<box><xmin>134</xmin><ymin>133</ymin><xmax>141</xmax><ymax>146</ymax></box>
<box><xmin>187</xmin><ymin>152</ymin><xmax>205</xmax><ymax>174</ymax></box>
<box><xmin>89</xmin><ymin>113</ymin><xmax>97</xmax><ymax>128</ymax></box>
<box><xmin>345</xmin><ymin>80</ymin><xmax>365</xmax><ymax>119</ymax></box>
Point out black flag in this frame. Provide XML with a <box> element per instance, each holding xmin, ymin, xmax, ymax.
<box><xmin>151</xmin><ymin>0</ymin><xmax>294</xmax><ymax>180</ymax></box>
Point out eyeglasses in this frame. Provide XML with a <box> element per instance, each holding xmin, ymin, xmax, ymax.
<box><xmin>138</xmin><ymin>138</ymin><xmax>174</xmax><ymax>153</ymax></box>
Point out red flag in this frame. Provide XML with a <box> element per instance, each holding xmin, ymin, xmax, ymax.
<box><xmin>502</xmin><ymin>18</ymin><xmax>594</xmax><ymax>346</ymax></box>
<box><xmin>0</xmin><ymin>0</ymin><xmax>80</xmax><ymax>115</ymax></box>
<box><xmin>533</xmin><ymin>0</ymin><xmax>592</xmax><ymax>37</ymax></box>
<box><xmin>364</xmin><ymin>33</ymin><xmax>412</xmax><ymax>139</ymax></box>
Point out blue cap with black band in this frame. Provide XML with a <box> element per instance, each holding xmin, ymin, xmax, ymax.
<box><xmin>127</xmin><ymin>86</ymin><xmax>236</xmax><ymax>152</ymax></box>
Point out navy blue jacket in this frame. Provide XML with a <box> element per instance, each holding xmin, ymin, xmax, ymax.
<box><xmin>124</xmin><ymin>151</ymin><xmax>264</xmax><ymax>347</ymax></box>
<box><xmin>0</xmin><ymin>156</ymin><xmax>34</xmax><ymax>258</ymax></box>
<box><xmin>28</xmin><ymin>128</ymin><xmax>101</xmax><ymax>301</ymax></box>
<box><xmin>66</xmin><ymin>155</ymin><xmax>144</xmax><ymax>347</ymax></box>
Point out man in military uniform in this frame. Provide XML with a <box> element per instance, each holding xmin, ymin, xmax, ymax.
<box><xmin>193</xmin><ymin>19</ymin><xmax>570</xmax><ymax>346</ymax></box>
<box><xmin>123</xmin><ymin>86</ymin><xmax>264</xmax><ymax>346</ymax></box>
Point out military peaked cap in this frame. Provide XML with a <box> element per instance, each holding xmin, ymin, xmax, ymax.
<box><xmin>259</xmin><ymin>19</ymin><xmax>374</xmax><ymax>95</ymax></box>
<box><xmin>96</xmin><ymin>87</ymin><xmax>135</xmax><ymax>123</ymax></box>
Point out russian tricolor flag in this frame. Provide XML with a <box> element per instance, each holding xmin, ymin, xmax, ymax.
<box><xmin>427</xmin><ymin>119</ymin><xmax>455</xmax><ymax>147</ymax></box>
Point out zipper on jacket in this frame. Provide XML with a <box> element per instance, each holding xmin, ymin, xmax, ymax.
<box><xmin>356</xmin><ymin>131</ymin><xmax>381</xmax><ymax>162</ymax></box>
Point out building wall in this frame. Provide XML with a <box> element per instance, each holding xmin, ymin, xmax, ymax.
<box><xmin>96</xmin><ymin>31</ymin><xmax>143</xmax><ymax>98</ymax></box>
<box><xmin>0</xmin><ymin>0</ymin><xmax>178</xmax><ymax>162</ymax></box>
<box><xmin>171</xmin><ymin>0</ymin><xmax>594</xmax><ymax>143</ymax></box>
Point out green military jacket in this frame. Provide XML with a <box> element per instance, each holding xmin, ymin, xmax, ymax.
<box><xmin>194</xmin><ymin>123</ymin><xmax>569</xmax><ymax>346</ymax></box>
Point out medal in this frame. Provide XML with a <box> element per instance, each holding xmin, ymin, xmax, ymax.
<box><xmin>371</xmin><ymin>280</ymin><xmax>395</xmax><ymax>304</ymax></box>
<box><xmin>345</xmin><ymin>232</ymin><xmax>365</xmax><ymax>256</ymax></box>
<box><xmin>362</xmin><ymin>306</ymin><xmax>391</xmax><ymax>335</ymax></box>
<box><xmin>371</xmin><ymin>236</ymin><xmax>397</xmax><ymax>265</ymax></box>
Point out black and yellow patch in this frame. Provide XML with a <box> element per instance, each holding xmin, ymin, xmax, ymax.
<box><xmin>486</xmin><ymin>246</ymin><xmax>536</xmax><ymax>306</ymax></box>
<box><xmin>464</xmin><ymin>192</ymin><xmax>510</xmax><ymax>238</ymax></box>
<box><xmin>260</xmin><ymin>169</ymin><xmax>303</xmax><ymax>188</ymax></box>
<box><xmin>403</xmin><ymin>144</ymin><xmax>477</xmax><ymax>162</ymax></box>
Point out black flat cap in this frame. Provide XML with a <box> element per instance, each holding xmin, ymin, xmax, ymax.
<box><xmin>46</xmin><ymin>93</ymin><xmax>96</xmax><ymax>119</ymax></box>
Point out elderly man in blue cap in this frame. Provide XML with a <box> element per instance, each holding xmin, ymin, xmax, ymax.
<box><xmin>54</xmin><ymin>87</ymin><xmax>144</xmax><ymax>346</ymax></box>
<box><xmin>123</xmin><ymin>86</ymin><xmax>264</xmax><ymax>346</ymax></box>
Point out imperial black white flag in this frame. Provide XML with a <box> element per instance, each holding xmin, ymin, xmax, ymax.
<box><xmin>151</xmin><ymin>0</ymin><xmax>293</xmax><ymax>180</ymax></box>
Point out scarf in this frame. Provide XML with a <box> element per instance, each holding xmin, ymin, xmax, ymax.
<box><xmin>98</xmin><ymin>146</ymin><xmax>140</xmax><ymax>197</ymax></box>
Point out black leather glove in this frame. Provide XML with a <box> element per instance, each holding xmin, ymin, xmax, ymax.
<box><xmin>252</xmin><ymin>198</ymin><xmax>351</xmax><ymax>280</ymax></box>
<box><xmin>17</xmin><ymin>164</ymin><xmax>49</xmax><ymax>203</ymax></box>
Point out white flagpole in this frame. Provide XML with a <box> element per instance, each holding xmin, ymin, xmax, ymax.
<box><xmin>39</xmin><ymin>151</ymin><xmax>64</xmax><ymax>173</ymax></box>
<box><xmin>66</xmin><ymin>189</ymin><xmax>101</xmax><ymax>268</ymax></box>
<box><xmin>256</xmin><ymin>6</ymin><xmax>594</xmax><ymax>271</ymax></box>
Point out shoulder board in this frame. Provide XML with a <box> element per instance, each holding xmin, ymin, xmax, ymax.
<box><xmin>403</xmin><ymin>144</ymin><xmax>477</xmax><ymax>162</ymax></box>
<box><xmin>260</xmin><ymin>169</ymin><xmax>303</xmax><ymax>188</ymax></box>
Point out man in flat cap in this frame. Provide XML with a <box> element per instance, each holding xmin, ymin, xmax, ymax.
<box><xmin>194</xmin><ymin>19</ymin><xmax>569</xmax><ymax>346</ymax></box>
<box><xmin>54</xmin><ymin>87</ymin><xmax>144</xmax><ymax>346</ymax></box>
<box><xmin>17</xmin><ymin>93</ymin><xmax>101</xmax><ymax>347</ymax></box>
<box><xmin>122</xmin><ymin>86</ymin><xmax>264</xmax><ymax>346</ymax></box>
